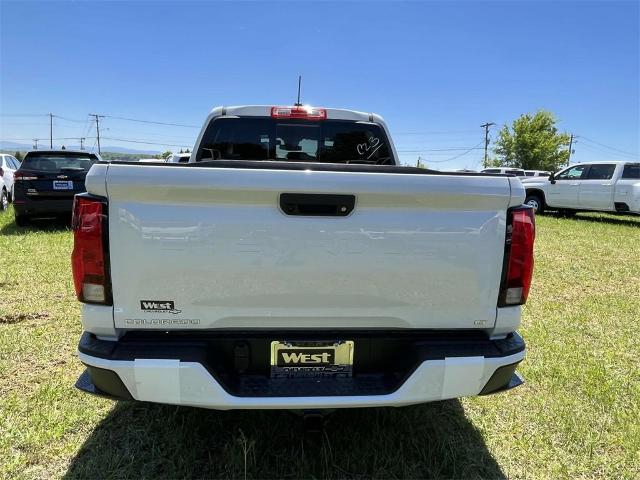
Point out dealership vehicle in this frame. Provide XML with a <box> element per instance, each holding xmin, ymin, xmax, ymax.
<box><xmin>73</xmin><ymin>105</ymin><xmax>534</xmax><ymax>410</ymax></box>
<box><xmin>13</xmin><ymin>150</ymin><xmax>102</xmax><ymax>225</ymax></box>
<box><xmin>166</xmin><ymin>153</ymin><xmax>191</xmax><ymax>163</ymax></box>
<box><xmin>1</xmin><ymin>153</ymin><xmax>21</xmax><ymax>202</ymax></box>
<box><xmin>0</xmin><ymin>176</ymin><xmax>7</xmax><ymax>211</ymax></box>
<box><xmin>138</xmin><ymin>158</ymin><xmax>163</xmax><ymax>163</ymax></box>
<box><xmin>481</xmin><ymin>167</ymin><xmax>526</xmax><ymax>179</ymax></box>
<box><xmin>524</xmin><ymin>170</ymin><xmax>551</xmax><ymax>177</ymax></box>
<box><xmin>522</xmin><ymin>161</ymin><xmax>640</xmax><ymax>214</ymax></box>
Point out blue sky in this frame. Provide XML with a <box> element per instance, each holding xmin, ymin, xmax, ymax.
<box><xmin>1</xmin><ymin>0</ymin><xmax>638</xmax><ymax>169</ymax></box>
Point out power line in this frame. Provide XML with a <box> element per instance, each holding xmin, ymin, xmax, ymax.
<box><xmin>394</xmin><ymin>130</ymin><xmax>480</xmax><ymax>135</ymax></box>
<box><xmin>443</xmin><ymin>141</ymin><xmax>485</xmax><ymax>162</ymax></box>
<box><xmin>0</xmin><ymin>114</ymin><xmax>49</xmax><ymax>117</ymax></box>
<box><xmin>101</xmin><ymin>136</ymin><xmax>190</xmax><ymax>148</ymax></box>
<box><xmin>578</xmin><ymin>136</ymin><xmax>637</xmax><ymax>157</ymax></box>
<box><xmin>397</xmin><ymin>147</ymin><xmax>484</xmax><ymax>153</ymax></box>
<box><xmin>576</xmin><ymin>141</ymin><xmax>636</xmax><ymax>159</ymax></box>
<box><xmin>102</xmin><ymin>115</ymin><xmax>199</xmax><ymax>128</ymax></box>
<box><xmin>102</xmin><ymin>127</ymin><xmax>195</xmax><ymax>140</ymax></box>
<box><xmin>54</xmin><ymin>115</ymin><xmax>87</xmax><ymax>124</ymax></box>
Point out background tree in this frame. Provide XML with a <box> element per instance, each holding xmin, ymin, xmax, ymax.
<box><xmin>14</xmin><ymin>151</ymin><xmax>23</xmax><ymax>161</ymax></box>
<box><xmin>489</xmin><ymin>110</ymin><xmax>570</xmax><ymax>171</ymax></box>
<box><xmin>156</xmin><ymin>150</ymin><xmax>172</xmax><ymax>160</ymax></box>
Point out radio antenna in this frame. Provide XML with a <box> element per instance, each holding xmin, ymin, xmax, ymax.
<box><xmin>295</xmin><ymin>75</ymin><xmax>302</xmax><ymax>106</ymax></box>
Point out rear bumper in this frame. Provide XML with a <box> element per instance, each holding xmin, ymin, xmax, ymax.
<box><xmin>76</xmin><ymin>331</ymin><xmax>525</xmax><ymax>409</ymax></box>
<box><xmin>13</xmin><ymin>196</ymin><xmax>73</xmax><ymax>216</ymax></box>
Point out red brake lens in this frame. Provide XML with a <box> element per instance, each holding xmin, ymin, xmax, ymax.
<box><xmin>71</xmin><ymin>196</ymin><xmax>109</xmax><ymax>304</ymax></box>
<box><xmin>271</xmin><ymin>106</ymin><xmax>327</xmax><ymax>120</ymax></box>
<box><xmin>502</xmin><ymin>207</ymin><xmax>535</xmax><ymax>306</ymax></box>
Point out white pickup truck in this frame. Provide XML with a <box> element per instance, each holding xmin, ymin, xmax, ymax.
<box><xmin>72</xmin><ymin>105</ymin><xmax>534</xmax><ymax>410</ymax></box>
<box><xmin>523</xmin><ymin>161</ymin><xmax>640</xmax><ymax>215</ymax></box>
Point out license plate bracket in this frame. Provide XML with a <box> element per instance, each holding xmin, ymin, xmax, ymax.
<box><xmin>270</xmin><ymin>340</ymin><xmax>354</xmax><ymax>379</ymax></box>
<box><xmin>53</xmin><ymin>180</ymin><xmax>74</xmax><ymax>190</ymax></box>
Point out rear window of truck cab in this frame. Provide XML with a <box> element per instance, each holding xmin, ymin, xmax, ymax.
<box><xmin>196</xmin><ymin>117</ymin><xmax>393</xmax><ymax>165</ymax></box>
<box><xmin>21</xmin><ymin>153</ymin><xmax>99</xmax><ymax>172</ymax></box>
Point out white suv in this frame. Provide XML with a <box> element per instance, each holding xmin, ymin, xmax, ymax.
<box><xmin>1</xmin><ymin>153</ymin><xmax>21</xmax><ymax>203</ymax></box>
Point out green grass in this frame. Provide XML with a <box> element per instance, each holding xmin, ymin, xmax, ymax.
<box><xmin>1</xmin><ymin>205</ymin><xmax>638</xmax><ymax>479</ymax></box>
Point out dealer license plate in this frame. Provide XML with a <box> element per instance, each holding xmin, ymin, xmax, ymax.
<box><xmin>270</xmin><ymin>340</ymin><xmax>354</xmax><ymax>379</ymax></box>
<box><xmin>53</xmin><ymin>180</ymin><xmax>74</xmax><ymax>190</ymax></box>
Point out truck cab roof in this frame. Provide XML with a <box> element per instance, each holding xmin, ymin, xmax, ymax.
<box><xmin>206</xmin><ymin>105</ymin><xmax>385</xmax><ymax>123</ymax></box>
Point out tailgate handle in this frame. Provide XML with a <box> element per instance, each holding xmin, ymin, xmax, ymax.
<box><xmin>280</xmin><ymin>193</ymin><xmax>355</xmax><ymax>216</ymax></box>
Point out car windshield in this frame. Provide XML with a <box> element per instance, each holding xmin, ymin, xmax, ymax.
<box><xmin>196</xmin><ymin>117</ymin><xmax>392</xmax><ymax>164</ymax></box>
<box><xmin>21</xmin><ymin>154</ymin><xmax>98</xmax><ymax>172</ymax></box>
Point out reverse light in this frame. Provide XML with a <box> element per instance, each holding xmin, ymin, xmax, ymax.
<box><xmin>500</xmin><ymin>206</ymin><xmax>535</xmax><ymax>306</ymax></box>
<box><xmin>71</xmin><ymin>196</ymin><xmax>111</xmax><ymax>304</ymax></box>
<box><xmin>271</xmin><ymin>105</ymin><xmax>327</xmax><ymax>120</ymax></box>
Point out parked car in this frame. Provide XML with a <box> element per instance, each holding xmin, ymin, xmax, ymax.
<box><xmin>1</xmin><ymin>153</ymin><xmax>21</xmax><ymax>202</ymax></box>
<box><xmin>0</xmin><ymin>175</ymin><xmax>7</xmax><ymax>211</ymax></box>
<box><xmin>481</xmin><ymin>167</ymin><xmax>527</xmax><ymax>178</ymax></box>
<box><xmin>524</xmin><ymin>170</ymin><xmax>551</xmax><ymax>177</ymax></box>
<box><xmin>522</xmin><ymin>161</ymin><xmax>640</xmax><ymax>214</ymax></box>
<box><xmin>166</xmin><ymin>153</ymin><xmax>191</xmax><ymax>163</ymax></box>
<box><xmin>73</xmin><ymin>104</ymin><xmax>534</xmax><ymax>411</ymax></box>
<box><xmin>13</xmin><ymin>150</ymin><xmax>102</xmax><ymax>225</ymax></box>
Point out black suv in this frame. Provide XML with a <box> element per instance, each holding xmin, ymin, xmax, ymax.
<box><xmin>13</xmin><ymin>150</ymin><xmax>102</xmax><ymax>225</ymax></box>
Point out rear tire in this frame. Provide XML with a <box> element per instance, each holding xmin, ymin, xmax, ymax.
<box><xmin>524</xmin><ymin>193</ymin><xmax>544</xmax><ymax>214</ymax></box>
<box><xmin>0</xmin><ymin>189</ymin><xmax>8</xmax><ymax>211</ymax></box>
<box><xmin>15</xmin><ymin>214</ymin><xmax>29</xmax><ymax>226</ymax></box>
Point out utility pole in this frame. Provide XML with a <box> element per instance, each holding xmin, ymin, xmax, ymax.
<box><xmin>567</xmin><ymin>133</ymin><xmax>574</xmax><ymax>165</ymax></box>
<box><xmin>90</xmin><ymin>114</ymin><xmax>103</xmax><ymax>154</ymax></box>
<box><xmin>33</xmin><ymin>139</ymin><xmax>39</xmax><ymax>150</ymax></box>
<box><xmin>49</xmin><ymin>113</ymin><xmax>54</xmax><ymax>148</ymax></box>
<box><xmin>480</xmin><ymin>122</ymin><xmax>495</xmax><ymax>168</ymax></box>
<box><xmin>80</xmin><ymin>137</ymin><xmax>85</xmax><ymax>150</ymax></box>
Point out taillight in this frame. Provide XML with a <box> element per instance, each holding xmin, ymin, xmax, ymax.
<box><xmin>271</xmin><ymin>106</ymin><xmax>327</xmax><ymax>120</ymax></box>
<box><xmin>71</xmin><ymin>196</ymin><xmax>111</xmax><ymax>304</ymax></box>
<box><xmin>499</xmin><ymin>206</ymin><xmax>535</xmax><ymax>306</ymax></box>
<box><xmin>14</xmin><ymin>171</ymin><xmax>38</xmax><ymax>181</ymax></box>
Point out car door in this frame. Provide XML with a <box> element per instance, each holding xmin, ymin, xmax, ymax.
<box><xmin>548</xmin><ymin>164</ymin><xmax>588</xmax><ymax>208</ymax></box>
<box><xmin>578</xmin><ymin>164</ymin><xmax>617</xmax><ymax>210</ymax></box>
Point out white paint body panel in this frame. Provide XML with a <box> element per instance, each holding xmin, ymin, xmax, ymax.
<box><xmin>79</xmin><ymin>349</ymin><xmax>525</xmax><ymax>409</ymax></box>
<box><xmin>77</xmin><ymin>106</ymin><xmax>529</xmax><ymax>409</ymax></box>
<box><xmin>522</xmin><ymin>161</ymin><xmax>640</xmax><ymax>213</ymax></box>
<box><xmin>98</xmin><ymin>163</ymin><xmax>516</xmax><ymax>332</ymax></box>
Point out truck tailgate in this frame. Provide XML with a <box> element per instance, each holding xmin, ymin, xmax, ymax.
<box><xmin>103</xmin><ymin>164</ymin><xmax>515</xmax><ymax>331</ymax></box>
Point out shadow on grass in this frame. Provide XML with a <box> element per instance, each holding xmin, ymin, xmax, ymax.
<box><xmin>541</xmin><ymin>211</ymin><xmax>640</xmax><ymax>228</ymax></box>
<box><xmin>0</xmin><ymin>215</ymin><xmax>71</xmax><ymax>235</ymax></box>
<box><xmin>64</xmin><ymin>400</ymin><xmax>504</xmax><ymax>479</ymax></box>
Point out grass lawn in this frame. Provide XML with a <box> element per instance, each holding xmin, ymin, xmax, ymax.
<box><xmin>1</xmin><ymin>205</ymin><xmax>638</xmax><ymax>479</ymax></box>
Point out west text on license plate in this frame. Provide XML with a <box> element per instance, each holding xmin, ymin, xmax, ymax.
<box><xmin>53</xmin><ymin>180</ymin><xmax>74</xmax><ymax>190</ymax></box>
<box><xmin>270</xmin><ymin>341</ymin><xmax>354</xmax><ymax>379</ymax></box>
